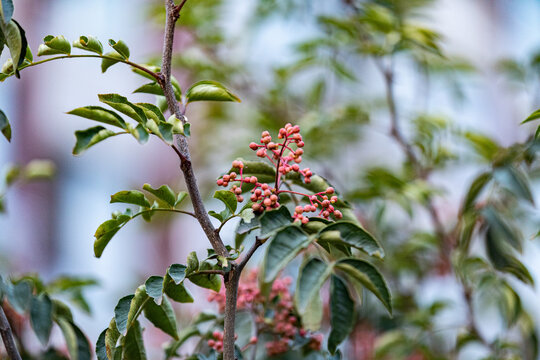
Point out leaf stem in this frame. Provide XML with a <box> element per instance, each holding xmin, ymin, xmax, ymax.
<box><xmin>4</xmin><ymin>54</ymin><xmax>160</xmax><ymax>81</ymax></box>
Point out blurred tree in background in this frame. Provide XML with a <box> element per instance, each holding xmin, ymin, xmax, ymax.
<box><xmin>1</xmin><ymin>0</ymin><xmax>540</xmax><ymax>359</ymax></box>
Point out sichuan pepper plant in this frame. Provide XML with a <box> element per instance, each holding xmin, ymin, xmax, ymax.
<box><xmin>0</xmin><ymin>1</ymin><xmax>392</xmax><ymax>359</ymax></box>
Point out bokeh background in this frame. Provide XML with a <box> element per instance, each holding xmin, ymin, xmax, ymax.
<box><xmin>1</xmin><ymin>0</ymin><xmax>540</xmax><ymax>359</ymax></box>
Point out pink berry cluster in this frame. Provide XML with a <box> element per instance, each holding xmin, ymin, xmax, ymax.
<box><xmin>207</xmin><ymin>270</ymin><xmax>323</xmax><ymax>356</ymax></box>
<box><xmin>207</xmin><ymin>331</ymin><xmax>240</xmax><ymax>353</ymax></box>
<box><xmin>216</xmin><ymin>124</ymin><xmax>344</xmax><ymax>222</ymax></box>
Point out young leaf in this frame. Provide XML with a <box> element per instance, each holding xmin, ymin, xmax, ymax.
<box><xmin>318</xmin><ymin>222</ymin><xmax>384</xmax><ymax>258</ymax></box>
<box><xmin>73</xmin><ymin>126</ymin><xmax>116</xmax><ymax>155</ymax></box>
<box><xmin>143</xmin><ymin>184</ymin><xmax>176</xmax><ymax>207</ymax></box>
<box><xmin>105</xmin><ymin>319</ymin><xmax>121</xmax><ymax>360</ymax></box>
<box><xmin>123</xmin><ymin>320</ymin><xmax>147</xmax><ymax>360</ymax></box>
<box><xmin>262</xmin><ymin>225</ymin><xmax>311</xmax><ymax>284</ymax></box>
<box><xmin>131</xmin><ymin>65</ymin><xmax>161</xmax><ymax>81</ymax></box>
<box><xmin>110</xmin><ymin>190</ymin><xmax>151</xmax><ymax>208</ymax></box>
<box><xmin>96</xmin><ymin>329</ymin><xmax>108</xmax><ymax>360</ymax></box>
<box><xmin>336</xmin><ymin>258</ymin><xmax>392</xmax><ymax>315</ymax></box>
<box><xmin>0</xmin><ymin>19</ymin><xmax>26</xmax><ymax>72</ymax></box>
<box><xmin>94</xmin><ymin>214</ymin><xmax>132</xmax><ymax>258</ymax></box>
<box><xmin>73</xmin><ymin>35</ymin><xmax>103</xmax><ymax>54</ymax></box>
<box><xmin>98</xmin><ymin>94</ymin><xmax>147</xmax><ymax>124</ymax></box>
<box><xmin>129</xmin><ymin>123</ymin><xmax>149</xmax><ymax>144</ymax></box>
<box><xmin>67</xmin><ymin>106</ymin><xmax>126</xmax><ymax>129</ymax></box>
<box><xmin>188</xmin><ymin>262</ymin><xmax>221</xmax><ymax>292</ymax></box>
<box><xmin>134</xmin><ymin>82</ymin><xmax>181</xmax><ymax>101</ymax></box>
<box><xmin>328</xmin><ymin>275</ymin><xmax>355</xmax><ymax>354</ymax></box>
<box><xmin>186</xmin><ymin>252</ymin><xmax>199</xmax><ymax>275</ymax></box>
<box><xmin>108</xmin><ymin>39</ymin><xmax>130</xmax><ymax>59</ymax></box>
<box><xmin>37</xmin><ymin>35</ymin><xmax>71</xmax><ymax>56</ymax></box>
<box><xmin>295</xmin><ymin>258</ymin><xmax>333</xmax><ymax>314</ymax></box>
<box><xmin>143</xmin><ymin>296</ymin><xmax>179</xmax><ymax>339</ymax></box>
<box><xmin>127</xmin><ymin>286</ymin><xmax>149</xmax><ymax>330</ymax></box>
<box><xmin>30</xmin><ymin>293</ymin><xmax>53</xmax><ymax>346</ymax></box>
<box><xmin>101</xmin><ymin>51</ymin><xmax>124</xmax><ymax>73</ymax></box>
<box><xmin>114</xmin><ymin>294</ymin><xmax>135</xmax><ymax>334</ymax></box>
<box><xmin>0</xmin><ymin>109</ymin><xmax>11</xmax><ymax>141</ymax></box>
<box><xmin>136</xmin><ymin>103</ymin><xmax>166</xmax><ymax>123</ymax></box>
<box><xmin>186</xmin><ymin>80</ymin><xmax>241</xmax><ymax>103</ymax></box>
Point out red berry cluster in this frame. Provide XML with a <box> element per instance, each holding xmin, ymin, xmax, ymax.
<box><xmin>207</xmin><ymin>331</ymin><xmax>239</xmax><ymax>353</ymax></box>
<box><xmin>208</xmin><ymin>270</ymin><xmax>322</xmax><ymax>356</ymax></box>
<box><xmin>216</xmin><ymin>124</ymin><xmax>343</xmax><ymax>222</ymax></box>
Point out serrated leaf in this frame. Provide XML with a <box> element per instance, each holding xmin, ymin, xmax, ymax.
<box><xmin>213</xmin><ymin>189</ymin><xmax>237</xmax><ymax>215</ymax></box>
<box><xmin>259</xmin><ymin>206</ymin><xmax>292</xmax><ymax>237</ymax></box>
<box><xmin>145</xmin><ymin>276</ymin><xmax>163</xmax><ymax>303</ymax></box>
<box><xmin>98</xmin><ymin>94</ymin><xmax>146</xmax><ymax>124</ymax></box>
<box><xmin>37</xmin><ymin>35</ymin><xmax>71</xmax><ymax>56</ymax></box>
<box><xmin>114</xmin><ymin>295</ymin><xmax>135</xmax><ymax>334</ymax></box>
<box><xmin>189</xmin><ymin>262</ymin><xmax>221</xmax><ymax>292</ymax></box>
<box><xmin>336</xmin><ymin>258</ymin><xmax>392</xmax><ymax>315</ymax></box>
<box><xmin>110</xmin><ymin>190</ymin><xmax>151</xmax><ymax>208</ymax></box>
<box><xmin>73</xmin><ymin>126</ymin><xmax>116</xmax><ymax>155</ymax></box>
<box><xmin>328</xmin><ymin>275</ymin><xmax>355</xmax><ymax>354</ymax></box>
<box><xmin>143</xmin><ymin>296</ymin><xmax>178</xmax><ymax>339</ymax></box>
<box><xmin>0</xmin><ymin>109</ymin><xmax>11</xmax><ymax>142</ymax></box>
<box><xmin>319</xmin><ymin>222</ymin><xmax>384</xmax><ymax>258</ymax></box>
<box><xmin>56</xmin><ymin>318</ymin><xmax>91</xmax><ymax>360</ymax></box>
<box><xmin>67</xmin><ymin>106</ymin><xmax>126</xmax><ymax>129</ymax></box>
<box><xmin>143</xmin><ymin>184</ymin><xmax>176</xmax><ymax>207</ymax></box>
<box><xmin>123</xmin><ymin>320</ymin><xmax>147</xmax><ymax>360</ymax></box>
<box><xmin>1</xmin><ymin>0</ymin><xmax>14</xmax><ymax>23</ymax></box>
<box><xmin>101</xmin><ymin>51</ymin><xmax>124</xmax><ymax>73</ymax></box>
<box><xmin>73</xmin><ymin>35</ymin><xmax>103</xmax><ymax>54</ymax></box>
<box><xmin>295</xmin><ymin>258</ymin><xmax>333</xmax><ymax>314</ymax></box>
<box><xmin>186</xmin><ymin>80</ymin><xmax>240</xmax><ymax>103</ymax></box>
<box><xmin>262</xmin><ymin>225</ymin><xmax>311</xmax><ymax>284</ymax></box>
<box><xmin>108</xmin><ymin>39</ymin><xmax>129</xmax><ymax>59</ymax></box>
<box><xmin>30</xmin><ymin>294</ymin><xmax>53</xmax><ymax>346</ymax></box>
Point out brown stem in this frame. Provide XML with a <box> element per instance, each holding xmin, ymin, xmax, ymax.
<box><xmin>159</xmin><ymin>0</ymin><xmax>227</xmax><ymax>258</ymax></box>
<box><xmin>0</xmin><ymin>304</ymin><xmax>22</xmax><ymax>360</ymax></box>
<box><xmin>223</xmin><ymin>266</ymin><xmax>241</xmax><ymax>360</ymax></box>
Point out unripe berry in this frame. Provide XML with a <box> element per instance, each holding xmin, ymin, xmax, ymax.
<box><xmin>270</xmin><ymin>194</ymin><xmax>278</xmax><ymax>202</ymax></box>
<box><xmin>304</xmin><ymin>205</ymin><xmax>312</xmax><ymax>212</ymax></box>
<box><xmin>297</xmin><ymin>141</ymin><xmax>305</xmax><ymax>147</ymax></box>
<box><xmin>217</xmin><ymin>179</ymin><xmax>224</xmax><ymax>186</ymax></box>
<box><xmin>294</xmin><ymin>156</ymin><xmax>302</xmax><ymax>163</ymax></box>
<box><xmin>292</xmin><ymin>164</ymin><xmax>300</xmax><ymax>171</ymax></box>
<box><xmin>295</xmin><ymin>206</ymin><xmax>303</xmax><ymax>214</ymax></box>
<box><xmin>251</xmin><ymin>194</ymin><xmax>258</xmax><ymax>202</ymax></box>
<box><xmin>234</xmin><ymin>187</ymin><xmax>242</xmax><ymax>195</ymax></box>
<box><xmin>264</xmin><ymin>198</ymin><xmax>272</xmax><ymax>206</ymax></box>
<box><xmin>326</xmin><ymin>187</ymin><xmax>335</xmax><ymax>194</ymax></box>
<box><xmin>301</xmin><ymin>216</ymin><xmax>309</xmax><ymax>224</ymax></box>
<box><xmin>334</xmin><ymin>210</ymin><xmax>343</xmax><ymax>219</ymax></box>
<box><xmin>230</xmin><ymin>172</ymin><xmax>237</xmax><ymax>179</ymax></box>
<box><xmin>262</xmin><ymin>130</ymin><xmax>270</xmax><ymax>137</ymax></box>
<box><xmin>223</xmin><ymin>175</ymin><xmax>230</xmax><ymax>182</ymax></box>
<box><xmin>237</xmin><ymin>195</ymin><xmax>244</xmax><ymax>202</ymax></box>
<box><xmin>250</xmin><ymin>336</ymin><xmax>258</xmax><ymax>344</ymax></box>
<box><xmin>249</xmin><ymin>142</ymin><xmax>259</xmax><ymax>150</ymax></box>
<box><xmin>250</xmin><ymin>176</ymin><xmax>257</xmax><ymax>184</ymax></box>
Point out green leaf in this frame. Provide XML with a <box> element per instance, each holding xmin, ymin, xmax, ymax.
<box><xmin>462</xmin><ymin>172</ymin><xmax>492</xmax><ymax>212</ymax></box>
<box><xmin>108</xmin><ymin>39</ymin><xmax>129</xmax><ymax>59</ymax></box>
<box><xmin>131</xmin><ymin>65</ymin><xmax>161</xmax><ymax>81</ymax></box>
<box><xmin>0</xmin><ymin>18</ymin><xmax>26</xmax><ymax>72</ymax></box>
<box><xmin>110</xmin><ymin>190</ymin><xmax>151</xmax><ymax>208</ymax></box>
<box><xmin>214</xmin><ymin>189</ymin><xmax>238</xmax><ymax>214</ymax></box>
<box><xmin>73</xmin><ymin>126</ymin><xmax>116</xmax><ymax>155</ymax></box>
<box><xmin>262</xmin><ymin>225</ymin><xmax>311</xmax><ymax>284</ymax></box>
<box><xmin>164</xmin><ymin>327</ymin><xmax>200</xmax><ymax>360</ymax></box>
<box><xmin>163</xmin><ymin>278</ymin><xmax>193</xmax><ymax>303</ymax></box>
<box><xmin>0</xmin><ymin>109</ymin><xmax>11</xmax><ymax>141</ymax></box>
<box><xmin>143</xmin><ymin>184</ymin><xmax>176</xmax><ymax>207</ymax></box>
<box><xmin>186</xmin><ymin>80</ymin><xmax>241</xmax><ymax>103</ymax></box>
<box><xmin>143</xmin><ymin>296</ymin><xmax>178</xmax><ymax>339</ymax></box>
<box><xmin>318</xmin><ymin>222</ymin><xmax>384</xmax><ymax>258</ymax></box>
<box><xmin>522</xmin><ymin>109</ymin><xmax>540</xmax><ymax>124</ymax></box>
<box><xmin>168</xmin><ymin>264</ymin><xmax>187</xmax><ymax>284</ymax></box>
<box><xmin>101</xmin><ymin>51</ymin><xmax>124</xmax><ymax>73</ymax></box>
<box><xmin>1</xmin><ymin>0</ymin><xmax>14</xmax><ymax>23</ymax></box>
<box><xmin>295</xmin><ymin>258</ymin><xmax>333</xmax><ymax>315</ymax></box>
<box><xmin>302</xmin><ymin>289</ymin><xmax>323</xmax><ymax>331</ymax></box>
<box><xmin>189</xmin><ymin>262</ymin><xmax>221</xmax><ymax>292</ymax></box>
<box><xmin>73</xmin><ymin>35</ymin><xmax>103</xmax><ymax>54</ymax></box>
<box><xmin>127</xmin><ymin>286</ymin><xmax>149</xmax><ymax>330</ymax></box>
<box><xmin>94</xmin><ymin>213</ymin><xmax>132</xmax><ymax>258</ymax></box>
<box><xmin>105</xmin><ymin>319</ymin><xmax>121</xmax><ymax>360</ymax></box>
<box><xmin>483</xmin><ymin>206</ymin><xmax>522</xmax><ymax>252</ymax></box>
<box><xmin>67</xmin><ymin>106</ymin><xmax>126</xmax><ymax>129</ymax></box>
<box><xmin>186</xmin><ymin>252</ymin><xmax>199</xmax><ymax>275</ymax></box>
<box><xmin>56</xmin><ymin>318</ymin><xmax>91</xmax><ymax>360</ymax></box>
<box><xmin>145</xmin><ymin>276</ymin><xmax>163</xmax><ymax>303</ymax></box>
<box><xmin>6</xmin><ymin>280</ymin><xmax>32</xmax><ymax>313</ymax></box>
<box><xmin>30</xmin><ymin>294</ymin><xmax>53</xmax><ymax>346</ymax></box>
<box><xmin>23</xmin><ymin>159</ymin><xmax>56</xmax><ymax>180</ymax></box>
<box><xmin>128</xmin><ymin>123</ymin><xmax>149</xmax><ymax>144</ymax></box>
<box><xmin>134</xmin><ymin>82</ymin><xmax>181</xmax><ymax>101</ymax></box>
<box><xmin>37</xmin><ymin>35</ymin><xmax>71</xmax><ymax>56</ymax></box>
<box><xmin>96</xmin><ymin>329</ymin><xmax>108</xmax><ymax>360</ymax></box>
<box><xmin>123</xmin><ymin>320</ymin><xmax>147</xmax><ymax>360</ymax></box>
<box><xmin>114</xmin><ymin>295</ymin><xmax>135</xmax><ymax>334</ymax></box>
<box><xmin>98</xmin><ymin>94</ymin><xmax>146</xmax><ymax>124</ymax></box>
<box><xmin>336</xmin><ymin>258</ymin><xmax>392</xmax><ymax>315</ymax></box>
<box><xmin>494</xmin><ymin>166</ymin><xmax>534</xmax><ymax>204</ymax></box>
<box><xmin>328</xmin><ymin>275</ymin><xmax>355</xmax><ymax>354</ymax></box>
<box><xmin>228</xmin><ymin>160</ymin><xmax>276</xmax><ymax>189</ymax></box>
<box><xmin>136</xmin><ymin>103</ymin><xmax>166</xmax><ymax>123</ymax></box>
<box><xmin>259</xmin><ymin>206</ymin><xmax>292</xmax><ymax>237</ymax></box>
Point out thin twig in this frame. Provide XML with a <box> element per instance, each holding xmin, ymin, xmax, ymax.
<box><xmin>0</xmin><ymin>304</ymin><xmax>22</xmax><ymax>360</ymax></box>
<box><xmin>238</xmin><ymin>238</ymin><xmax>263</xmax><ymax>273</ymax></box>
